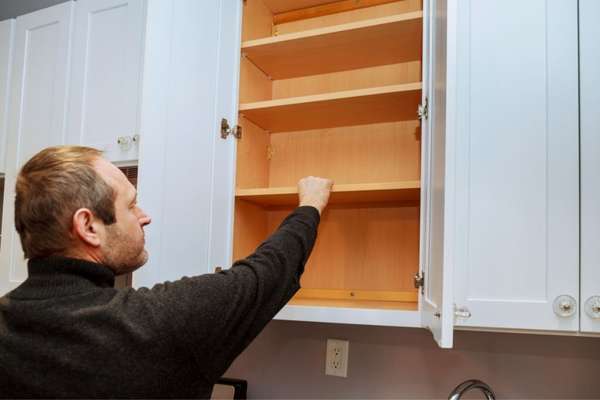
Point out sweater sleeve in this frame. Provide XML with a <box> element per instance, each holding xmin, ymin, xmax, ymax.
<box><xmin>136</xmin><ymin>206</ymin><xmax>320</xmax><ymax>382</ymax></box>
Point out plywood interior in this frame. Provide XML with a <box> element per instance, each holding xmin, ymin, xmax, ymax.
<box><xmin>233</xmin><ymin>203</ymin><xmax>420</xmax><ymax>305</ymax></box>
<box><xmin>273</xmin><ymin>0</ymin><xmax>400</xmax><ymax>25</ymax></box>
<box><xmin>251</xmin><ymin>0</ymin><xmax>423</xmax><ymax>37</ymax></box>
<box><xmin>235</xmin><ymin>116</ymin><xmax>270</xmax><ymax>189</ymax></box>
<box><xmin>234</xmin><ymin>0</ymin><xmax>423</xmax><ymax>310</ymax></box>
<box><xmin>236</xmin><ymin>181</ymin><xmax>421</xmax><ymax>207</ymax></box>
<box><xmin>268</xmin><ymin>121</ymin><xmax>421</xmax><ymax>186</ymax></box>
<box><xmin>233</xmin><ymin>200</ymin><xmax>269</xmax><ymax>261</ymax></box>
<box><xmin>239</xmin><ymin>84</ymin><xmax>422</xmax><ymax>132</ymax></box>
<box><xmin>268</xmin><ymin>205</ymin><xmax>420</xmax><ymax>292</ymax></box>
<box><xmin>242</xmin><ymin>13</ymin><xmax>422</xmax><ymax>79</ymax></box>
<box><xmin>242</xmin><ymin>0</ymin><xmax>274</xmax><ymax>41</ymax></box>
<box><xmin>240</xmin><ymin>60</ymin><xmax>421</xmax><ymax>103</ymax></box>
<box><xmin>272</xmin><ymin>61</ymin><xmax>421</xmax><ymax>99</ymax></box>
<box><xmin>235</xmin><ymin>120</ymin><xmax>421</xmax><ymax>189</ymax></box>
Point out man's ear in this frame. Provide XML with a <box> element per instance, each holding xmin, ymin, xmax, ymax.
<box><xmin>72</xmin><ymin>208</ymin><xmax>102</xmax><ymax>247</ymax></box>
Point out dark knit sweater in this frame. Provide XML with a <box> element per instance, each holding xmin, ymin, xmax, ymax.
<box><xmin>0</xmin><ymin>206</ymin><xmax>320</xmax><ymax>399</ymax></box>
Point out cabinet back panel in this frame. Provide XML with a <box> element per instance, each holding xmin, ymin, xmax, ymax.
<box><xmin>242</xmin><ymin>0</ymin><xmax>273</xmax><ymax>41</ymax></box>
<box><xmin>271</xmin><ymin>62</ymin><xmax>421</xmax><ymax>99</ymax></box>
<box><xmin>267</xmin><ymin>121</ymin><xmax>421</xmax><ymax>186</ymax></box>
<box><xmin>274</xmin><ymin>0</ymin><xmax>422</xmax><ymax>35</ymax></box>
<box><xmin>267</xmin><ymin>205</ymin><xmax>420</xmax><ymax>292</ymax></box>
<box><xmin>235</xmin><ymin>116</ymin><xmax>271</xmax><ymax>189</ymax></box>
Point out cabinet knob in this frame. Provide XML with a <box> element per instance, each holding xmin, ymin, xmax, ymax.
<box><xmin>553</xmin><ymin>295</ymin><xmax>577</xmax><ymax>318</ymax></box>
<box><xmin>584</xmin><ymin>296</ymin><xmax>600</xmax><ymax>319</ymax></box>
<box><xmin>454</xmin><ymin>305</ymin><xmax>471</xmax><ymax>319</ymax></box>
<box><xmin>117</xmin><ymin>136</ymin><xmax>132</xmax><ymax>151</ymax></box>
<box><xmin>117</xmin><ymin>135</ymin><xmax>140</xmax><ymax>151</ymax></box>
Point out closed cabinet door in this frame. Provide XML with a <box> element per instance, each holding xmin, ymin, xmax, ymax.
<box><xmin>580</xmin><ymin>0</ymin><xmax>600</xmax><ymax>333</ymax></box>
<box><xmin>450</xmin><ymin>0</ymin><xmax>579</xmax><ymax>331</ymax></box>
<box><xmin>0</xmin><ymin>2</ymin><xmax>74</xmax><ymax>295</ymax></box>
<box><xmin>67</xmin><ymin>0</ymin><xmax>145</xmax><ymax>163</ymax></box>
<box><xmin>0</xmin><ymin>19</ymin><xmax>15</xmax><ymax>174</ymax></box>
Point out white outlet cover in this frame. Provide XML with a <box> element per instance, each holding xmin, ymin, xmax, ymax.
<box><xmin>325</xmin><ymin>339</ymin><xmax>349</xmax><ymax>378</ymax></box>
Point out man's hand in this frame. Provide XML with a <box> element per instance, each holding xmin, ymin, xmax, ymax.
<box><xmin>298</xmin><ymin>176</ymin><xmax>333</xmax><ymax>215</ymax></box>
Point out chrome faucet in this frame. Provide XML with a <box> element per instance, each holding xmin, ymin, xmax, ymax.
<box><xmin>448</xmin><ymin>379</ymin><xmax>496</xmax><ymax>400</ymax></box>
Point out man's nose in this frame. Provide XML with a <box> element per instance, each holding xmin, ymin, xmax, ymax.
<box><xmin>139</xmin><ymin>209</ymin><xmax>152</xmax><ymax>226</ymax></box>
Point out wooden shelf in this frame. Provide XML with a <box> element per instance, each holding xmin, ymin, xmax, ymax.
<box><xmin>242</xmin><ymin>12</ymin><xmax>423</xmax><ymax>79</ymax></box>
<box><xmin>236</xmin><ymin>181</ymin><xmax>421</xmax><ymax>207</ymax></box>
<box><xmin>239</xmin><ymin>83</ymin><xmax>422</xmax><ymax>132</ymax></box>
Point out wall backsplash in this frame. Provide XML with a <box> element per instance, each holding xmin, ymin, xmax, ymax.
<box><xmin>225</xmin><ymin>321</ymin><xmax>600</xmax><ymax>399</ymax></box>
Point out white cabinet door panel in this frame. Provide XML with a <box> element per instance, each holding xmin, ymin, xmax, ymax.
<box><xmin>0</xmin><ymin>20</ymin><xmax>15</xmax><ymax>174</ymax></box>
<box><xmin>419</xmin><ymin>0</ymin><xmax>452</xmax><ymax>348</ymax></box>
<box><xmin>67</xmin><ymin>0</ymin><xmax>145</xmax><ymax>162</ymax></box>
<box><xmin>0</xmin><ymin>2</ymin><xmax>74</xmax><ymax>295</ymax></box>
<box><xmin>580</xmin><ymin>0</ymin><xmax>600</xmax><ymax>333</ymax></box>
<box><xmin>451</xmin><ymin>0</ymin><xmax>579</xmax><ymax>331</ymax></box>
<box><xmin>134</xmin><ymin>0</ymin><xmax>239</xmax><ymax>288</ymax></box>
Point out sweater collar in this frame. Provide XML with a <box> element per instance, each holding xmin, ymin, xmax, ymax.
<box><xmin>8</xmin><ymin>256</ymin><xmax>116</xmax><ymax>299</ymax></box>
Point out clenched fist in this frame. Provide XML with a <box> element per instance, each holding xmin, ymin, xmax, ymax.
<box><xmin>298</xmin><ymin>176</ymin><xmax>333</xmax><ymax>215</ymax></box>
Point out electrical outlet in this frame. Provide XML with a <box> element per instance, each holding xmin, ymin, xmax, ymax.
<box><xmin>325</xmin><ymin>339</ymin><xmax>349</xmax><ymax>378</ymax></box>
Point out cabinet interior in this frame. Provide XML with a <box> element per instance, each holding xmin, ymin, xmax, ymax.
<box><xmin>234</xmin><ymin>0</ymin><xmax>423</xmax><ymax>311</ymax></box>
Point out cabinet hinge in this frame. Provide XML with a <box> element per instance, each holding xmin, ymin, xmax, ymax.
<box><xmin>417</xmin><ymin>97</ymin><xmax>429</xmax><ymax>121</ymax></box>
<box><xmin>414</xmin><ymin>271</ymin><xmax>424</xmax><ymax>294</ymax></box>
<box><xmin>221</xmin><ymin>118</ymin><xmax>242</xmax><ymax>139</ymax></box>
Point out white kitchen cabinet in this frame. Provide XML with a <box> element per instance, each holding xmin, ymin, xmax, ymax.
<box><xmin>135</xmin><ymin>0</ymin><xmax>453</xmax><ymax>348</ymax></box>
<box><xmin>67</xmin><ymin>0</ymin><xmax>146</xmax><ymax>163</ymax></box>
<box><xmin>0</xmin><ymin>19</ymin><xmax>15</xmax><ymax>174</ymax></box>
<box><xmin>449</xmin><ymin>0</ymin><xmax>580</xmax><ymax>331</ymax></box>
<box><xmin>580</xmin><ymin>0</ymin><xmax>600</xmax><ymax>334</ymax></box>
<box><xmin>0</xmin><ymin>2</ymin><xmax>74</xmax><ymax>295</ymax></box>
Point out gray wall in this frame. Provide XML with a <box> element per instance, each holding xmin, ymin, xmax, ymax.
<box><xmin>3</xmin><ymin>1</ymin><xmax>600</xmax><ymax>399</ymax></box>
<box><xmin>226</xmin><ymin>321</ymin><xmax>600</xmax><ymax>399</ymax></box>
<box><xmin>0</xmin><ymin>0</ymin><xmax>67</xmax><ymax>20</ymax></box>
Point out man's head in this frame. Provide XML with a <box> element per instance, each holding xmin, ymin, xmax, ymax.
<box><xmin>15</xmin><ymin>146</ymin><xmax>151</xmax><ymax>275</ymax></box>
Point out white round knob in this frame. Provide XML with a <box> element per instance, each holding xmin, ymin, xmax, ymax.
<box><xmin>553</xmin><ymin>295</ymin><xmax>577</xmax><ymax>318</ymax></box>
<box><xmin>117</xmin><ymin>136</ymin><xmax>132</xmax><ymax>151</ymax></box>
<box><xmin>584</xmin><ymin>296</ymin><xmax>600</xmax><ymax>319</ymax></box>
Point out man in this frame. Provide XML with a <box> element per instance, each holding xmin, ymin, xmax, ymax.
<box><xmin>0</xmin><ymin>146</ymin><xmax>333</xmax><ymax>398</ymax></box>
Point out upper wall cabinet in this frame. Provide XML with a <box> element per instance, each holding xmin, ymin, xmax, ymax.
<box><xmin>449</xmin><ymin>0</ymin><xmax>579</xmax><ymax>331</ymax></box>
<box><xmin>134</xmin><ymin>0</ymin><xmax>453</xmax><ymax>347</ymax></box>
<box><xmin>67</xmin><ymin>0</ymin><xmax>146</xmax><ymax>163</ymax></box>
<box><xmin>0</xmin><ymin>2</ymin><xmax>74</xmax><ymax>295</ymax></box>
<box><xmin>0</xmin><ymin>19</ymin><xmax>15</xmax><ymax>174</ymax></box>
<box><xmin>580</xmin><ymin>0</ymin><xmax>600</xmax><ymax>334</ymax></box>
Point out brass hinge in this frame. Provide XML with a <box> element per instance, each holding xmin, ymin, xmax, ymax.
<box><xmin>221</xmin><ymin>118</ymin><xmax>242</xmax><ymax>139</ymax></box>
<box><xmin>414</xmin><ymin>271</ymin><xmax>424</xmax><ymax>294</ymax></box>
<box><xmin>417</xmin><ymin>97</ymin><xmax>429</xmax><ymax>121</ymax></box>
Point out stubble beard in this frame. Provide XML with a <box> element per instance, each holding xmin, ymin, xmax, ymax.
<box><xmin>103</xmin><ymin>224</ymin><xmax>148</xmax><ymax>275</ymax></box>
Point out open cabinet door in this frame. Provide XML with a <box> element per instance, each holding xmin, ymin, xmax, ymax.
<box><xmin>206</xmin><ymin>0</ymin><xmax>243</xmax><ymax>274</ymax></box>
<box><xmin>419</xmin><ymin>0</ymin><xmax>453</xmax><ymax>348</ymax></box>
<box><xmin>135</xmin><ymin>0</ymin><xmax>241</xmax><ymax>288</ymax></box>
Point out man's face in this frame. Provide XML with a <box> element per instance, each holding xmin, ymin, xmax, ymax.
<box><xmin>93</xmin><ymin>158</ymin><xmax>151</xmax><ymax>275</ymax></box>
